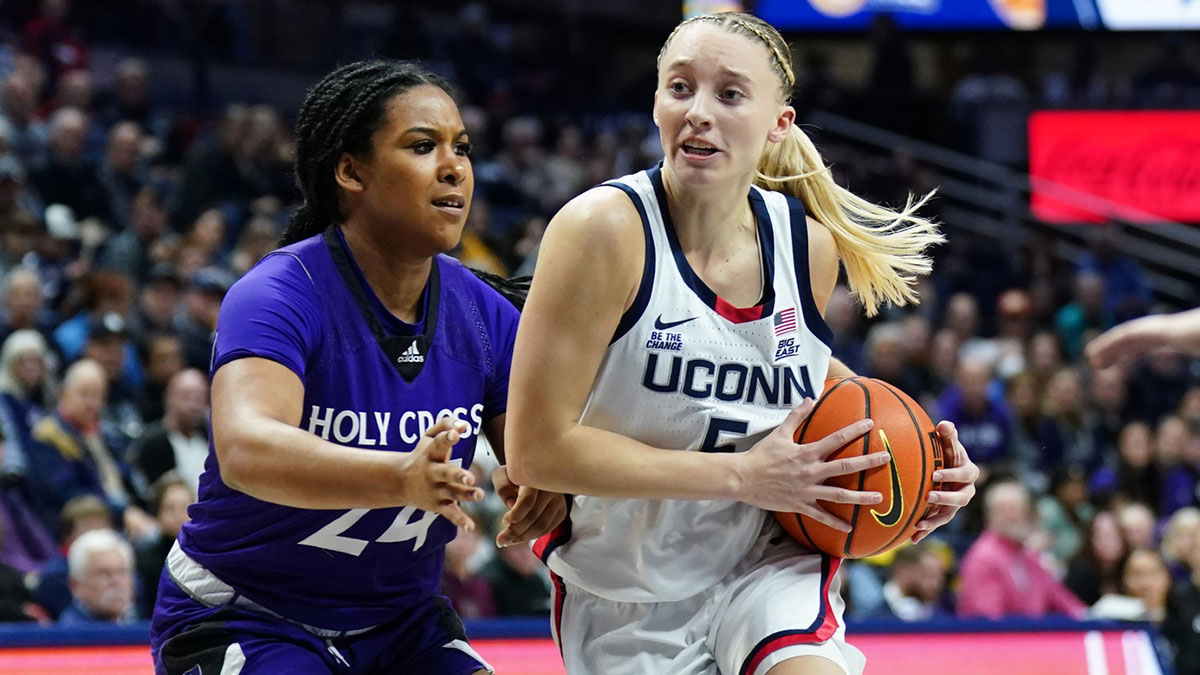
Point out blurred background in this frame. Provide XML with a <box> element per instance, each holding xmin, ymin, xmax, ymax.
<box><xmin>0</xmin><ymin>0</ymin><xmax>1196</xmax><ymax>673</ymax></box>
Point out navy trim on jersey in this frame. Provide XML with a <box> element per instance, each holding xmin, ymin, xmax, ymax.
<box><xmin>647</xmin><ymin>165</ymin><xmax>776</xmax><ymax>324</ymax></box>
<box><xmin>603</xmin><ymin>182</ymin><xmax>656</xmax><ymax>345</ymax></box>
<box><xmin>738</xmin><ymin>555</ymin><xmax>840</xmax><ymax>675</ymax></box>
<box><xmin>784</xmin><ymin>195</ymin><xmax>835</xmax><ymax>346</ymax></box>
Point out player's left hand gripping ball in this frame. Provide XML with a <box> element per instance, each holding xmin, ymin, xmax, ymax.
<box><xmin>912</xmin><ymin>421</ymin><xmax>979</xmax><ymax>543</ymax></box>
<box><xmin>492</xmin><ymin>465</ymin><xmax>568</xmax><ymax>547</ymax></box>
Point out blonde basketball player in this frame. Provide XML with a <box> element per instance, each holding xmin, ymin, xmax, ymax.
<box><xmin>506</xmin><ymin>12</ymin><xmax>979</xmax><ymax>675</ymax></box>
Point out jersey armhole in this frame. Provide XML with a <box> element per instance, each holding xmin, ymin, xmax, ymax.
<box><xmin>784</xmin><ymin>195</ymin><xmax>835</xmax><ymax>347</ymax></box>
<box><xmin>600</xmin><ymin>182</ymin><xmax>656</xmax><ymax>345</ymax></box>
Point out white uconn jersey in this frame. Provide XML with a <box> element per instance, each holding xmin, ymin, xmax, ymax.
<box><xmin>539</xmin><ymin>165</ymin><xmax>833</xmax><ymax>603</ymax></box>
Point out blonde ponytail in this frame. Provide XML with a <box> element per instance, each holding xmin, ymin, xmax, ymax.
<box><xmin>756</xmin><ymin>125</ymin><xmax>943</xmax><ymax>317</ymax></box>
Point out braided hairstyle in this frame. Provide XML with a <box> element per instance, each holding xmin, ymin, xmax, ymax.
<box><xmin>280</xmin><ymin>59</ymin><xmax>453</xmax><ymax>246</ymax></box>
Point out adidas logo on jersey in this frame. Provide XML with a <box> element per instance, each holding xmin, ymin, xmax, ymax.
<box><xmin>396</xmin><ymin>342</ymin><xmax>424</xmax><ymax>364</ymax></box>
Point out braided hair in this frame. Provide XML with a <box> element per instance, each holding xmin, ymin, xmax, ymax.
<box><xmin>280</xmin><ymin>59</ymin><xmax>452</xmax><ymax>246</ymax></box>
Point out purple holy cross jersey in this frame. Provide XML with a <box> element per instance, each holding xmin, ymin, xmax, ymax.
<box><xmin>175</xmin><ymin>227</ymin><xmax>518</xmax><ymax>632</ymax></box>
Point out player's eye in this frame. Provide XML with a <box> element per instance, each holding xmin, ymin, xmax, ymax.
<box><xmin>455</xmin><ymin>142</ymin><xmax>473</xmax><ymax>157</ymax></box>
<box><xmin>720</xmin><ymin>89</ymin><xmax>744</xmax><ymax>102</ymax></box>
<box><xmin>411</xmin><ymin>140</ymin><xmax>436</xmax><ymax>154</ymax></box>
<box><xmin>669</xmin><ymin>81</ymin><xmax>691</xmax><ymax>95</ymax></box>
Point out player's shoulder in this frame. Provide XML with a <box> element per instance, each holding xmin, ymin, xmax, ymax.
<box><xmin>545</xmin><ymin>183</ymin><xmax>645</xmax><ymax>253</ymax></box>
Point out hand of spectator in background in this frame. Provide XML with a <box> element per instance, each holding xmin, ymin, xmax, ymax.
<box><xmin>491</xmin><ymin>465</ymin><xmax>567</xmax><ymax>548</ymax></box>
<box><xmin>913</xmin><ymin>421</ymin><xmax>979</xmax><ymax>544</ymax></box>
<box><xmin>122</xmin><ymin>505</ymin><xmax>157</xmax><ymax>543</ymax></box>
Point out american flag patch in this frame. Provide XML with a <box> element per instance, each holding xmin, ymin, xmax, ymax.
<box><xmin>774</xmin><ymin>308</ymin><xmax>796</xmax><ymax>336</ymax></box>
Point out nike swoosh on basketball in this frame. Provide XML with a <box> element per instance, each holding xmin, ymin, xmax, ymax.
<box><xmin>654</xmin><ymin>315</ymin><xmax>697</xmax><ymax>330</ymax></box>
<box><xmin>870</xmin><ymin>429</ymin><xmax>904</xmax><ymax>528</ymax></box>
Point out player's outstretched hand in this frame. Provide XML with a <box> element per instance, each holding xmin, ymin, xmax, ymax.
<box><xmin>401</xmin><ymin>417</ymin><xmax>484</xmax><ymax>531</ymax></box>
<box><xmin>735</xmin><ymin>398</ymin><xmax>888</xmax><ymax>532</ymax></box>
<box><xmin>492</xmin><ymin>465</ymin><xmax>568</xmax><ymax>547</ymax></box>
<box><xmin>911</xmin><ymin>421</ymin><xmax>979</xmax><ymax>543</ymax></box>
<box><xmin>1085</xmin><ymin>314</ymin><xmax>1169</xmax><ymax>369</ymax></box>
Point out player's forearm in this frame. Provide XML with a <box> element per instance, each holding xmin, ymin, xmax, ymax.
<box><xmin>217</xmin><ymin>419</ymin><xmax>410</xmax><ymax>509</ymax></box>
<box><xmin>507</xmin><ymin>422</ymin><xmax>742</xmax><ymax>501</ymax></box>
<box><xmin>1163</xmin><ymin>308</ymin><xmax>1200</xmax><ymax>355</ymax></box>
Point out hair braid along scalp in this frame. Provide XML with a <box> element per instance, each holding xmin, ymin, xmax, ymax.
<box><xmin>658</xmin><ymin>12</ymin><xmax>944</xmax><ymax>316</ymax></box>
<box><xmin>281</xmin><ymin>59</ymin><xmax>452</xmax><ymax>246</ymax></box>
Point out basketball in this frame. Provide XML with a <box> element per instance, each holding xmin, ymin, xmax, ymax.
<box><xmin>773</xmin><ymin>377</ymin><xmax>946</xmax><ymax>559</ymax></box>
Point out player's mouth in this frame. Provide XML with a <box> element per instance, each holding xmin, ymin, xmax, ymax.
<box><xmin>431</xmin><ymin>194</ymin><xmax>466</xmax><ymax>214</ymax></box>
<box><xmin>680</xmin><ymin>139</ymin><xmax>720</xmax><ymax>160</ymax></box>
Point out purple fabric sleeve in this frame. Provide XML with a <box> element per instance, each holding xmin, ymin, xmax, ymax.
<box><xmin>211</xmin><ymin>252</ymin><xmax>323</xmax><ymax>381</ymax></box>
<box><xmin>479</xmin><ymin>283</ymin><xmax>519</xmax><ymax>420</ymax></box>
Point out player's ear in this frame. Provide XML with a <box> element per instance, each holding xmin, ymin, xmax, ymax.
<box><xmin>652</xmin><ymin>90</ymin><xmax>660</xmax><ymax>127</ymax></box>
<box><xmin>335</xmin><ymin>152</ymin><xmax>365</xmax><ymax>193</ymax></box>
<box><xmin>767</xmin><ymin>105</ymin><xmax>796</xmax><ymax>144</ymax></box>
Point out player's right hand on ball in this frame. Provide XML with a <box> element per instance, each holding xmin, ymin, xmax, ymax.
<box><xmin>400</xmin><ymin>417</ymin><xmax>484</xmax><ymax>531</ymax></box>
<box><xmin>734</xmin><ymin>398</ymin><xmax>888</xmax><ymax>532</ymax></box>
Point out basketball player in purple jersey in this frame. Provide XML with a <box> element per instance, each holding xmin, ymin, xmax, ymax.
<box><xmin>149</xmin><ymin>60</ymin><xmax>565</xmax><ymax>674</ymax></box>
<box><xmin>509</xmin><ymin>13</ymin><xmax>979</xmax><ymax>675</ymax></box>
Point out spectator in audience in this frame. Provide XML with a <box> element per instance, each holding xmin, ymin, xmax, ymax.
<box><xmin>0</xmin><ymin>74</ymin><xmax>49</xmax><ymax>168</ymax></box>
<box><xmin>1163</xmin><ymin>507</ymin><xmax>1200</xmax><ymax>581</ymax></box>
<box><xmin>936</xmin><ymin>357</ymin><xmax>1011</xmax><ymax>470</ymax></box>
<box><xmin>135</xmin><ymin>332</ymin><xmax>183</xmax><ymax>423</ymax></box>
<box><xmin>1119</xmin><ymin>549</ymin><xmax>1172</xmax><ymax>623</ymax></box>
<box><xmin>22</xmin><ymin>0</ymin><xmax>88</xmax><ymax>87</ymax></box>
<box><xmin>0</xmin><ymin>328</ymin><xmax>56</xmax><ymax>465</ymax></box>
<box><xmin>1164</xmin><ymin>531</ymin><xmax>1200</xmax><ymax>675</ymax></box>
<box><xmin>1076</xmin><ymin>226</ymin><xmax>1150</xmax><ymax>321</ymax></box>
<box><xmin>957</xmin><ymin>480</ymin><xmax>1086</xmax><ymax>618</ymax></box>
<box><xmin>172</xmin><ymin>104</ymin><xmax>256</xmax><ymax>227</ymax></box>
<box><xmin>864</xmin><ymin>321</ymin><xmax>923</xmax><ymax>397</ymax></box>
<box><xmin>0</xmin><ymin>548</ymin><xmax>43</xmax><ymax>622</ymax></box>
<box><xmin>481</xmin><ymin>528</ymin><xmax>550</xmax><ymax>616</ymax></box>
<box><xmin>0</xmin><ymin>208</ymin><xmax>42</xmax><ymax>282</ymax></box>
<box><xmin>97</xmin><ymin>58</ymin><xmax>170</xmax><ymax>145</ymax></box>
<box><xmin>1108</xmin><ymin>421</ymin><xmax>1159</xmax><ymax>508</ymax></box>
<box><xmin>0</xmin><ymin>425</ymin><xmax>56</xmax><ymax>576</ymax></box>
<box><xmin>129</xmin><ymin>368</ymin><xmax>208</xmax><ymax>491</ymax></box>
<box><xmin>127</xmin><ymin>263</ymin><xmax>182</xmax><ymax>349</ymax></box>
<box><xmin>1056</xmin><ymin>271</ymin><xmax>1113</xmax><ymax>362</ymax></box>
<box><xmin>877</xmin><ymin>543</ymin><xmax>951</xmax><ymax>621</ymax></box>
<box><xmin>1037</xmin><ymin>367</ymin><xmax>1097</xmax><ymax>474</ymax></box>
<box><xmin>1116</xmin><ymin>502</ymin><xmax>1158</xmax><ymax>551</ymax></box>
<box><xmin>1128</xmin><ymin>348</ymin><xmax>1194</xmax><ymax>426</ymax></box>
<box><xmin>173</xmin><ymin>266</ymin><xmax>230</xmax><ymax>370</ymax></box>
<box><xmin>1156</xmin><ymin>415</ymin><xmax>1199</xmax><ymax>516</ymax></box>
<box><xmin>135</xmin><ymin>471</ymin><xmax>192</xmax><ymax>619</ymax></box>
<box><xmin>27</xmin><ymin>358</ymin><xmax>151</xmax><ymax>538</ymax></box>
<box><xmin>101</xmin><ymin>182</ymin><xmax>167</xmax><ymax>285</ymax></box>
<box><xmin>1083</xmin><ymin>365</ymin><xmax>1129</xmax><ymax>465</ymax></box>
<box><xmin>825</xmin><ymin>284</ymin><xmax>868</xmax><ymax>376</ymax></box>
<box><xmin>30</xmin><ymin>494</ymin><xmax>110</xmax><ymax>619</ymax></box>
<box><xmin>29</xmin><ymin>106</ymin><xmax>111</xmax><ymax>226</ymax></box>
<box><xmin>59</xmin><ymin>527</ymin><xmax>136</xmax><ymax>625</ymax></box>
<box><xmin>0</xmin><ymin>267</ymin><xmax>56</xmax><ymax>346</ymax></box>
<box><xmin>1037</xmin><ymin>467</ymin><xmax>1093</xmax><ymax>566</ymax></box>
<box><xmin>80</xmin><ymin>312</ymin><xmax>143</xmax><ymax>448</ymax></box>
<box><xmin>1065</xmin><ymin>510</ymin><xmax>1127</xmax><ymax>606</ymax></box>
<box><xmin>441</xmin><ymin>518</ymin><xmax>495</xmax><ymax>621</ymax></box>
<box><xmin>52</xmin><ymin>269</ymin><xmax>133</xmax><ymax>362</ymax></box>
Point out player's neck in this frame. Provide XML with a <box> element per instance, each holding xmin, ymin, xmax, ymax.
<box><xmin>662</xmin><ymin>167</ymin><xmax>754</xmax><ymax>254</ymax></box>
<box><xmin>340</xmin><ymin>226</ymin><xmax>431</xmax><ymax>324</ymax></box>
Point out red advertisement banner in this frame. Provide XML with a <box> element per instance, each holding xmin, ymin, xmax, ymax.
<box><xmin>1029</xmin><ymin>110</ymin><xmax>1200</xmax><ymax>223</ymax></box>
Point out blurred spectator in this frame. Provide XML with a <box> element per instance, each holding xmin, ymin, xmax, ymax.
<box><xmin>1108</xmin><ymin>421</ymin><xmax>1161</xmax><ymax>508</ymax></box>
<box><xmin>481</xmin><ymin>533</ymin><xmax>550</xmax><ymax>616</ymax></box>
<box><xmin>1128</xmin><ymin>347</ymin><xmax>1196</xmax><ymax>427</ymax></box>
<box><xmin>22</xmin><ymin>0</ymin><xmax>87</xmax><ymax>87</ymax></box>
<box><xmin>1028</xmin><ymin>331</ymin><xmax>1065</xmax><ymax>394</ymax></box>
<box><xmin>935</xmin><ymin>357</ymin><xmax>1011</xmax><ymax>469</ymax></box>
<box><xmin>0</xmin><ymin>74</ymin><xmax>49</xmax><ymax>168</ymax></box>
<box><xmin>442</xmin><ymin>520</ymin><xmax>495</xmax><ymax>621</ymax></box>
<box><xmin>1116</xmin><ymin>502</ymin><xmax>1158</xmax><ymax>551</ymax></box>
<box><xmin>0</xmin><ymin>207</ymin><xmax>41</xmax><ymax>281</ymax></box>
<box><xmin>173</xmin><ymin>266</ymin><xmax>230</xmax><ymax>370</ymax></box>
<box><xmin>0</xmin><ymin>424</ymin><xmax>56</xmax><ymax>576</ymax></box>
<box><xmin>877</xmin><ymin>543</ymin><xmax>950</xmax><ymax>621</ymax></box>
<box><xmin>53</xmin><ymin>269</ymin><xmax>133</xmax><ymax>362</ymax></box>
<box><xmin>1163</xmin><ymin>507</ymin><xmax>1200</xmax><ymax>581</ymax></box>
<box><xmin>59</xmin><ymin>527</ymin><xmax>136</xmax><ymax>625</ymax></box>
<box><xmin>0</xmin><ymin>329</ymin><xmax>56</xmax><ymax>475</ymax></box>
<box><xmin>1082</xmin><ymin>365</ymin><xmax>1129</xmax><ymax>465</ymax></box>
<box><xmin>96</xmin><ymin>122</ymin><xmax>147</xmax><ymax>233</ymax></box>
<box><xmin>1065</xmin><ymin>510</ymin><xmax>1126</xmax><ymax>606</ymax></box>
<box><xmin>128</xmin><ymin>264</ymin><xmax>181</xmax><ymax>350</ymax></box>
<box><xmin>135</xmin><ymin>332</ymin><xmax>183</xmax><ymax>424</ymax></box>
<box><xmin>81</xmin><ymin>312</ymin><xmax>144</xmax><ymax>448</ymax></box>
<box><xmin>825</xmin><ymin>285</ymin><xmax>867</xmax><ymax>377</ymax></box>
<box><xmin>957</xmin><ymin>481</ymin><xmax>1085</xmax><ymax>619</ymax></box>
<box><xmin>27</xmin><ymin>358</ymin><xmax>150</xmax><ymax>538</ymax></box>
<box><xmin>0</xmin><ymin>552</ymin><xmax>42</xmax><ymax>622</ymax></box>
<box><xmin>96</xmin><ymin>58</ymin><xmax>170</xmax><ymax>145</ymax></box>
<box><xmin>455</xmin><ymin>198</ymin><xmax>506</xmax><ymax>276</ymax></box>
<box><xmin>30</xmin><ymin>493</ymin><xmax>109</xmax><ymax>619</ymax></box>
<box><xmin>1055</xmin><ymin>272</ymin><xmax>1113</xmax><ymax>362</ymax></box>
<box><xmin>1036</xmin><ymin>467</ymin><xmax>1093</xmax><ymax>565</ymax></box>
<box><xmin>100</xmin><ymin>185</ymin><xmax>170</xmax><ymax>284</ymax></box>
<box><xmin>29</xmin><ymin>106</ymin><xmax>111</xmax><ymax>226</ymax></box>
<box><xmin>989</xmin><ymin>289</ymin><xmax>1034</xmax><ymax>379</ymax></box>
<box><xmin>129</xmin><ymin>368</ymin><xmax>208</xmax><ymax>491</ymax></box>
<box><xmin>0</xmin><ymin>266</ymin><xmax>55</xmax><ymax>347</ymax></box>
<box><xmin>863</xmin><ymin>322</ymin><xmax>923</xmax><ymax>397</ymax></box>
<box><xmin>1076</xmin><ymin>226</ymin><xmax>1150</xmax><ymax>321</ymax></box>
<box><xmin>134</xmin><ymin>471</ymin><xmax>192</xmax><ymax>619</ymax></box>
<box><xmin>228</xmin><ymin>215</ymin><xmax>277</xmax><ymax>276</ymax></box>
<box><xmin>942</xmin><ymin>292</ymin><xmax>979</xmax><ymax>346</ymax></box>
<box><xmin>1155</xmin><ymin>415</ymin><xmax>1198</xmax><ymax>516</ymax></box>
<box><xmin>1036</xmin><ymin>367</ymin><xmax>1097</xmax><ymax>474</ymax></box>
<box><xmin>172</xmin><ymin>104</ymin><xmax>256</xmax><ymax>227</ymax></box>
<box><xmin>1164</xmin><ymin>530</ymin><xmax>1200</xmax><ymax>675</ymax></box>
<box><xmin>1117</xmin><ymin>549</ymin><xmax>1171</xmax><ymax>622</ymax></box>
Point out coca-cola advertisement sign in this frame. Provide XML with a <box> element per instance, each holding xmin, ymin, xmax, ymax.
<box><xmin>1029</xmin><ymin>111</ymin><xmax>1200</xmax><ymax>223</ymax></box>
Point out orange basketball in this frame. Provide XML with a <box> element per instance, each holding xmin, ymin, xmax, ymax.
<box><xmin>773</xmin><ymin>376</ymin><xmax>946</xmax><ymax>559</ymax></box>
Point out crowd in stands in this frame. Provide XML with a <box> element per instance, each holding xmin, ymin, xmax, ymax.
<box><xmin>0</xmin><ymin>0</ymin><xmax>1194</xmax><ymax>671</ymax></box>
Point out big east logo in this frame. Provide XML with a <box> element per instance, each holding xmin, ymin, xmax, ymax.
<box><xmin>775</xmin><ymin>337</ymin><xmax>801</xmax><ymax>361</ymax></box>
